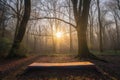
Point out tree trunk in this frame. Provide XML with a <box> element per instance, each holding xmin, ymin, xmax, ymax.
<box><xmin>77</xmin><ymin>18</ymin><xmax>92</xmax><ymax>58</ymax></box>
<box><xmin>69</xmin><ymin>0</ymin><xmax>73</xmax><ymax>52</ymax></box>
<box><xmin>70</xmin><ymin>0</ymin><xmax>101</xmax><ymax>60</ymax></box>
<box><xmin>7</xmin><ymin>0</ymin><xmax>31</xmax><ymax>58</ymax></box>
<box><xmin>77</xmin><ymin>28</ymin><xmax>90</xmax><ymax>58</ymax></box>
<box><xmin>114</xmin><ymin>15</ymin><xmax>120</xmax><ymax>50</ymax></box>
<box><xmin>78</xmin><ymin>0</ymin><xmax>92</xmax><ymax>58</ymax></box>
<box><xmin>97</xmin><ymin>0</ymin><xmax>103</xmax><ymax>52</ymax></box>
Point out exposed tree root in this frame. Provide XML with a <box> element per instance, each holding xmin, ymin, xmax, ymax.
<box><xmin>76</xmin><ymin>52</ymin><xmax>108</xmax><ymax>63</ymax></box>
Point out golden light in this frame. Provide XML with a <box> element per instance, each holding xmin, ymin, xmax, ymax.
<box><xmin>55</xmin><ymin>32</ymin><xmax>63</xmax><ymax>38</ymax></box>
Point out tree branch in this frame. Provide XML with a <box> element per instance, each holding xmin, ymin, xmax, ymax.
<box><xmin>30</xmin><ymin>17</ymin><xmax>76</xmax><ymax>28</ymax></box>
<box><xmin>0</xmin><ymin>0</ymin><xmax>18</xmax><ymax>15</ymax></box>
<box><xmin>71</xmin><ymin>0</ymin><xmax>78</xmax><ymax>23</ymax></box>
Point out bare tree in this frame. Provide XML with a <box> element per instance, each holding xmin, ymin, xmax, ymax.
<box><xmin>71</xmin><ymin>0</ymin><xmax>96</xmax><ymax>59</ymax></box>
<box><xmin>8</xmin><ymin>0</ymin><xmax>31</xmax><ymax>58</ymax></box>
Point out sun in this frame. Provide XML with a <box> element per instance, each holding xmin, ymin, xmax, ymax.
<box><xmin>55</xmin><ymin>32</ymin><xmax>63</xmax><ymax>38</ymax></box>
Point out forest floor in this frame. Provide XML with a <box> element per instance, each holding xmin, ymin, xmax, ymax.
<box><xmin>0</xmin><ymin>54</ymin><xmax>120</xmax><ymax>80</ymax></box>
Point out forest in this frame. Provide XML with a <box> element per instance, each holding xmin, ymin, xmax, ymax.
<box><xmin>0</xmin><ymin>0</ymin><xmax>120</xmax><ymax>80</ymax></box>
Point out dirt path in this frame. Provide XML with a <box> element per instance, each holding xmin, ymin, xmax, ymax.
<box><xmin>94</xmin><ymin>55</ymin><xmax>120</xmax><ymax>80</ymax></box>
<box><xmin>2</xmin><ymin>55</ymin><xmax>120</xmax><ymax>80</ymax></box>
<box><xmin>35</xmin><ymin>55</ymin><xmax>79</xmax><ymax>63</ymax></box>
<box><xmin>17</xmin><ymin>56</ymin><xmax>108</xmax><ymax>80</ymax></box>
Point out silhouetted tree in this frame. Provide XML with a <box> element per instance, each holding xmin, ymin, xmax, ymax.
<box><xmin>8</xmin><ymin>0</ymin><xmax>31</xmax><ymax>58</ymax></box>
<box><xmin>71</xmin><ymin>0</ymin><xmax>96</xmax><ymax>59</ymax></box>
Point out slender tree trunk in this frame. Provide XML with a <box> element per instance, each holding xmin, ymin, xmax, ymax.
<box><xmin>90</xmin><ymin>22</ymin><xmax>93</xmax><ymax>50</ymax></box>
<box><xmin>34</xmin><ymin>36</ymin><xmax>37</xmax><ymax>52</ymax></box>
<box><xmin>69</xmin><ymin>0</ymin><xmax>73</xmax><ymax>52</ymax></box>
<box><xmin>8</xmin><ymin>0</ymin><xmax>31</xmax><ymax>58</ymax></box>
<box><xmin>14</xmin><ymin>16</ymin><xmax>20</xmax><ymax>38</ymax></box>
<box><xmin>0</xmin><ymin>7</ymin><xmax>6</xmax><ymax>38</ymax></box>
<box><xmin>89</xmin><ymin>14</ymin><xmax>94</xmax><ymax>50</ymax></box>
<box><xmin>97</xmin><ymin>0</ymin><xmax>103</xmax><ymax>52</ymax></box>
<box><xmin>1</xmin><ymin>22</ymin><xmax>5</xmax><ymax>37</ymax></box>
<box><xmin>114</xmin><ymin>15</ymin><xmax>119</xmax><ymax>50</ymax></box>
<box><xmin>52</xmin><ymin>28</ymin><xmax>56</xmax><ymax>52</ymax></box>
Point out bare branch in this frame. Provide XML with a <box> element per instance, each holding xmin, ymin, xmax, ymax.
<box><xmin>0</xmin><ymin>0</ymin><xmax>18</xmax><ymax>14</ymax></box>
<box><xmin>30</xmin><ymin>17</ymin><xmax>76</xmax><ymax>28</ymax></box>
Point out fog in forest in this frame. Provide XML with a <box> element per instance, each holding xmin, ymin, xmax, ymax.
<box><xmin>0</xmin><ymin>0</ymin><xmax>120</xmax><ymax>56</ymax></box>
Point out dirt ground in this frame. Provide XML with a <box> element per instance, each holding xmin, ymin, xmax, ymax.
<box><xmin>1</xmin><ymin>55</ymin><xmax>120</xmax><ymax>80</ymax></box>
<box><xmin>95</xmin><ymin>55</ymin><xmax>120</xmax><ymax>80</ymax></box>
